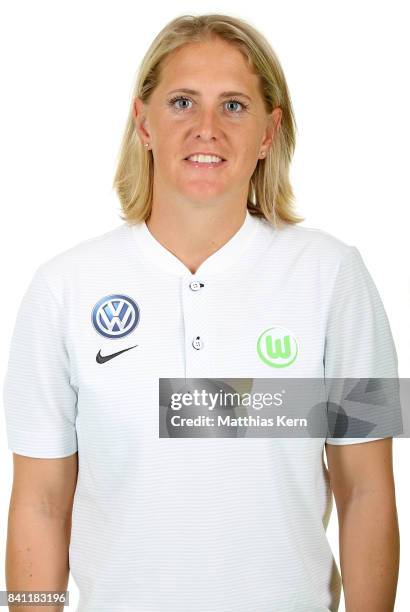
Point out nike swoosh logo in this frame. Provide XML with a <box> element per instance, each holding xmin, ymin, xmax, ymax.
<box><xmin>96</xmin><ymin>345</ymin><xmax>138</xmax><ymax>364</ymax></box>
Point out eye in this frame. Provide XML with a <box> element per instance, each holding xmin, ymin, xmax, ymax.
<box><xmin>167</xmin><ymin>96</ymin><xmax>249</xmax><ymax>113</ymax></box>
<box><xmin>225</xmin><ymin>99</ymin><xmax>248</xmax><ymax>113</ymax></box>
<box><xmin>168</xmin><ymin>96</ymin><xmax>193</xmax><ymax>111</ymax></box>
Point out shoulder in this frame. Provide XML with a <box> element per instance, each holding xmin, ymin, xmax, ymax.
<box><xmin>32</xmin><ymin>223</ymin><xmax>131</xmax><ymax>294</ymax></box>
<box><xmin>257</xmin><ymin>216</ymin><xmax>356</xmax><ymax>264</ymax></box>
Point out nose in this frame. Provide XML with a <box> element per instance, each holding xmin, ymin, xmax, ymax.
<box><xmin>194</xmin><ymin>107</ymin><xmax>220</xmax><ymax>141</ymax></box>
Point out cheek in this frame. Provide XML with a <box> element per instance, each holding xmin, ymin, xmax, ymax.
<box><xmin>233</xmin><ymin>125</ymin><xmax>261</xmax><ymax>153</ymax></box>
<box><xmin>236</xmin><ymin>141</ymin><xmax>260</xmax><ymax>169</ymax></box>
<box><xmin>152</xmin><ymin>114</ymin><xmax>177</xmax><ymax>141</ymax></box>
<box><xmin>154</xmin><ymin>129</ymin><xmax>178</xmax><ymax>160</ymax></box>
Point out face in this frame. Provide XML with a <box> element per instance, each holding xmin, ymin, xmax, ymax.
<box><xmin>133</xmin><ymin>37</ymin><xmax>282</xmax><ymax>208</ymax></box>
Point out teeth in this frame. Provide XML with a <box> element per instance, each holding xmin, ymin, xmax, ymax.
<box><xmin>187</xmin><ymin>154</ymin><xmax>223</xmax><ymax>163</ymax></box>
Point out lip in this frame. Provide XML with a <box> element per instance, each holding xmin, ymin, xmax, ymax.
<box><xmin>184</xmin><ymin>152</ymin><xmax>226</xmax><ymax>161</ymax></box>
<box><xmin>183</xmin><ymin>158</ymin><xmax>227</xmax><ymax>169</ymax></box>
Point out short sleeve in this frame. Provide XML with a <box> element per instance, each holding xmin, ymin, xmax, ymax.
<box><xmin>3</xmin><ymin>265</ymin><xmax>78</xmax><ymax>458</ymax></box>
<box><xmin>324</xmin><ymin>246</ymin><xmax>402</xmax><ymax>445</ymax></box>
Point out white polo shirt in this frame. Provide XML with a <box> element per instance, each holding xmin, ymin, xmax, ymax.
<box><xmin>3</xmin><ymin>210</ymin><xmax>400</xmax><ymax>612</ymax></box>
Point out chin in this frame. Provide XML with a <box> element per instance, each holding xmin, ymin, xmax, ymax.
<box><xmin>182</xmin><ymin>188</ymin><xmax>227</xmax><ymax>205</ymax></box>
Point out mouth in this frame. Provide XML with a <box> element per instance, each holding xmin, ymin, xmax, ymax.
<box><xmin>183</xmin><ymin>156</ymin><xmax>227</xmax><ymax>169</ymax></box>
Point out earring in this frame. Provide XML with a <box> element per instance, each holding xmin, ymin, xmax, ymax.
<box><xmin>260</xmin><ymin>150</ymin><xmax>266</xmax><ymax>158</ymax></box>
<box><xmin>144</xmin><ymin>143</ymin><xmax>149</xmax><ymax>149</ymax></box>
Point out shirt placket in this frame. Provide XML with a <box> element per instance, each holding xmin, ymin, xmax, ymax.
<box><xmin>180</xmin><ymin>273</ymin><xmax>209</xmax><ymax>380</ymax></box>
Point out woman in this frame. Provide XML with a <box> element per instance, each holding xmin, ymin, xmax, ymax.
<box><xmin>4</xmin><ymin>13</ymin><xmax>401</xmax><ymax>612</ymax></box>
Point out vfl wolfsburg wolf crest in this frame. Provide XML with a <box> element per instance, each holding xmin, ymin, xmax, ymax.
<box><xmin>257</xmin><ymin>326</ymin><xmax>298</xmax><ymax>368</ymax></box>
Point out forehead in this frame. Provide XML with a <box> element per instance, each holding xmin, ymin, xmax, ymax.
<box><xmin>157</xmin><ymin>38</ymin><xmax>260</xmax><ymax>91</ymax></box>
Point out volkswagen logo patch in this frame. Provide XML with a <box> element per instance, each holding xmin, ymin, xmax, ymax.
<box><xmin>91</xmin><ymin>294</ymin><xmax>140</xmax><ymax>339</ymax></box>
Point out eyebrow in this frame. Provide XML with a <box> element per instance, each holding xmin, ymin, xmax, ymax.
<box><xmin>166</xmin><ymin>88</ymin><xmax>252</xmax><ymax>102</ymax></box>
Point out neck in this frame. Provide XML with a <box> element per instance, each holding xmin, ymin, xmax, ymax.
<box><xmin>145</xmin><ymin>203</ymin><xmax>248</xmax><ymax>275</ymax></box>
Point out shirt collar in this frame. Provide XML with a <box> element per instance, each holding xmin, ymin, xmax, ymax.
<box><xmin>129</xmin><ymin>209</ymin><xmax>261</xmax><ymax>278</ymax></box>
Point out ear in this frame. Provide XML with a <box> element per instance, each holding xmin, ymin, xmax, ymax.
<box><xmin>133</xmin><ymin>97</ymin><xmax>151</xmax><ymax>143</ymax></box>
<box><xmin>261</xmin><ymin>106</ymin><xmax>282</xmax><ymax>150</ymax></box>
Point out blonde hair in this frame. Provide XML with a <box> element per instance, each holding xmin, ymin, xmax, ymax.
<box><xmin>113</xmin><ymin>13</ymin><xmax>305</xmax><ymax>227</ymax></box>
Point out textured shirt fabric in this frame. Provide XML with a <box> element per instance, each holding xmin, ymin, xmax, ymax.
<box><xmin>3</xmin><ymin>211</ymin><xmax>400</xmax><ymax>611</ymax></box>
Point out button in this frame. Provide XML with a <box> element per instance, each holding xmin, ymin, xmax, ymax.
<box><xmin>192</xmin><ymin>336</ymin><xmax>203</xmax><ymax>350</ymax></box>
<box><xmin>189</xmin><ymin>280</ymin><xmax>204</xmax><ymax>291</ymax></box>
